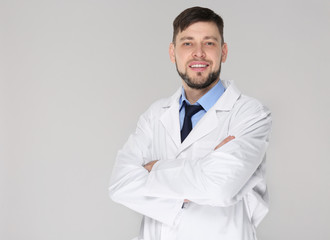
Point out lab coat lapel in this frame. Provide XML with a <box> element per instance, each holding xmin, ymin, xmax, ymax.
<box><xmin>177</xmin><ymin>80</ymin><xmax>241</xmax><ymax>155</ymax></box>
<box><xmin>160</xmin><ymin>88</ymin><xmax>182</xmax><ymax>149</ymax></box>
<box><xmin>177</xmin><ymin>109</ymin><xmax>218</xmax><ymax>154</ymax></box>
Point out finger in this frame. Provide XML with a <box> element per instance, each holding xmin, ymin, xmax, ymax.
<box><xmin>214</xmin><ymin>136</ymin><xmax>235</xmax><ymax>150</ymax></box>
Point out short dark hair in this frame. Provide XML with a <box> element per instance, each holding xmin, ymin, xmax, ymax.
<box><xmin>172</xmin><ymin>6</ymin><xmax>224</xmax><ymax>45</ymax></box>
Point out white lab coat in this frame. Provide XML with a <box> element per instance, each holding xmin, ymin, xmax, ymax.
<box><xmin>109</xmin><ymin>80</ymin><xmax>272</xmax><ymax>240</ymax></box>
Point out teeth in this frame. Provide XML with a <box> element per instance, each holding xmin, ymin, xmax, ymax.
<box><xmin>191</xmin><ymin>64</ymin><xmax>208</xmax><ymax>68</ymax></box>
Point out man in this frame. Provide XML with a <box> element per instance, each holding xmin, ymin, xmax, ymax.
<box><xmin>109</xmin><ymin>6</ymin><xmax>271</xmax><ymax>240</ymax></box>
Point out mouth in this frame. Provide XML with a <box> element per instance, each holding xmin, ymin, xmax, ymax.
<box><xmin>188</xmin><ymin>61</ymin><xmax>210</xmax><ymax>72</ymax></box>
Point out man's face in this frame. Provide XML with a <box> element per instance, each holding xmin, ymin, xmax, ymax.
<box><xmin>169</xmin><ymin>21</ymin><xmax>228</xmax><ymax>90</ymax></box>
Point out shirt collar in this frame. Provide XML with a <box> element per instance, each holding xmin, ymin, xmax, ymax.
<box><xmin>179</xmin><ymin>80</ymin><xmax>226</xmax><ymax>111</ymax></box>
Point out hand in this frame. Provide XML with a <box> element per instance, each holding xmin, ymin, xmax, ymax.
<box><xmin>214</xmin><ymin>135</ymin><xmax>235</xmax><ymax>150</ymax></box>
<box><xmin>143</xmin><ymin>160</ymin><xmax>158</xmax><ymax>172</ymax></box>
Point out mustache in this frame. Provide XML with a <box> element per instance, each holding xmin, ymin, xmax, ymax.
<box><xmin>187</xmin><ymin>59</ymin><xmax>212</xmax><ymax>64</ymax></box>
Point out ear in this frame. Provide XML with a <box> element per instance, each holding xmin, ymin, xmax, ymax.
<box><xmin>169</xmin><ymin>42</ymin><xmax>176</xmax><ymax>63</ymax></box>
<box><xmin>221</xmin><ymin>43</ymin><xmax>228</xmax><ymax>63</ymax></box>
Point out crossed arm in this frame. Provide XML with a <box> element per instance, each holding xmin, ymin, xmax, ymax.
<box><xmin>143</xmin><ymin>136</ymin><xmax>235</xmax><ymax>203</ymax></box>
<box><xmin>143</xmin><ymin>135</ymin><xmax>235</xmax><ymax>172</ymax></box>
<box><xmin>110</xmin><ymin>102</ymin><xmax>271</xmax><ymax>225</ymax></box>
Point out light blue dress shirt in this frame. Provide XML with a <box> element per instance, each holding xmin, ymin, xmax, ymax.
<box><xmin>179</xmin><ymin>80</ymin><xmax>226</xmax><ymax>130</ymax></box>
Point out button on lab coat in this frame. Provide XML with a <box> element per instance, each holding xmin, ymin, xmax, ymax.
<box><xmin>109</xmin><ymin>80</ymin><xmax>272</xmax><ymax>240</ymax></box>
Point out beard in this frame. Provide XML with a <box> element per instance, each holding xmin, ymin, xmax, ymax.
<box><xmin>176</xmin><ymin>62</ymin><xmax>221</xmax><ymax>90</ymax></box>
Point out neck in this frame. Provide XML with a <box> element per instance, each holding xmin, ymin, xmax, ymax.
<box><xmin>183</xmin><ymin>79</ymin><xmax>219</xmax><ymax>104</ymax></box>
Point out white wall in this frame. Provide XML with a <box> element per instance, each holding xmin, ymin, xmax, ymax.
<box><xmin>1</xmin><ymin>0</ymin><xmax>329</xmax><ymax>239</ymax></box>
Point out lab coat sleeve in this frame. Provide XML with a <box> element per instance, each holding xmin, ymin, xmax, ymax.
<box><xmin>145</xmin><ymin>100</ymin><xmax>272</xmax><ymax>208</ymax></box>
<box><xmin>109</xmin><ymin>111</ymin><xmax>183</xmax><ymax>226</ymax></box>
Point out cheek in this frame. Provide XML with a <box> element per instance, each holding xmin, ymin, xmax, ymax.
<box><xmin>212</xmin><ymin>53</ymin><xmax>222</xmax><ymax>65</ymax></box>
<box><xmin>176</xmin><ymin>48</ymin><xmax>190</xmax><ymax>60</ymax></box>
<box><xmin>175</xmin><ymin>54</ymin><xmax>187</xmax><ymax>67</ymax></box>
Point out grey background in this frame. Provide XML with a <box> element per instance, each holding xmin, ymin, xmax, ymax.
<box><xmin>1</xmin><ymin>0</ymin><xmax>329</xmax><ymax>239</ymax></box>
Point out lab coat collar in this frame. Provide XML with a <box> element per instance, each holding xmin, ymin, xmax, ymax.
<box><xmin>212</xmin><ymin>79</ymin><xmax>241</xmax><ymax>111</ymax></box>
<box><xmin>160</xmin><ymin>80</ymin><xmax>241</xmax><ymax>152</ymax></box>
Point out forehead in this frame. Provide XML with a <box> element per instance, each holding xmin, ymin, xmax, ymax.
<box><xmin>176</xmin><ymin>21</ymin><xmax>221</xmax><ymax>42</ymax></box>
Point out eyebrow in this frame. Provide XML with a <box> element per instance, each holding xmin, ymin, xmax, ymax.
<box><xmin>179</xmin><ymin>36</ymin><xmax>219</xmax><ymax>42</ymax></box>
<box><xmin>204</xmin><ymin>36</ymin><xmax>219</xmax><ymax>41</ymax></box>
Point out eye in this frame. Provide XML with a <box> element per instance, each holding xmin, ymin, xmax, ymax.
<box><xmin>183</xmin><ymin>42</ymin><xmax>192</xmax><ymax>46</ymax></box>
<box><xmin>205</xmin><ymin>42</ymin><xmax>215</xmax><ymax>46</ymax></box>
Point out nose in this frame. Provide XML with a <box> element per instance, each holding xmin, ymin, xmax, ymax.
<box><xmin>193</xmin><ymin>44</ymin><xmax>206</xmax><ymax>58</ymax></box>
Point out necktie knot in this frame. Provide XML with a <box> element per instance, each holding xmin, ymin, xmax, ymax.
<box><xmin>184</xmin><ymin>104</ymin><xmax>203</xmax><ymax>118</ymax></box>
<box><xmin>181</xmin><ymin>103</ymin><xmax>203</xmax><ymax>142</ymax></box>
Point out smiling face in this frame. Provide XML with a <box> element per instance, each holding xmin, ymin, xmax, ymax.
<box><xmin>169</xmin><ymin>21</ymin><xmax>228</xmax><ymax>90</ymax></box>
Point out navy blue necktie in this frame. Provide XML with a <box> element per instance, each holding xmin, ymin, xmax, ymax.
<box><xmin>181</xmin><ymin>103</ymin><xmax>203</xmax><ymax>142</ymax></box>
